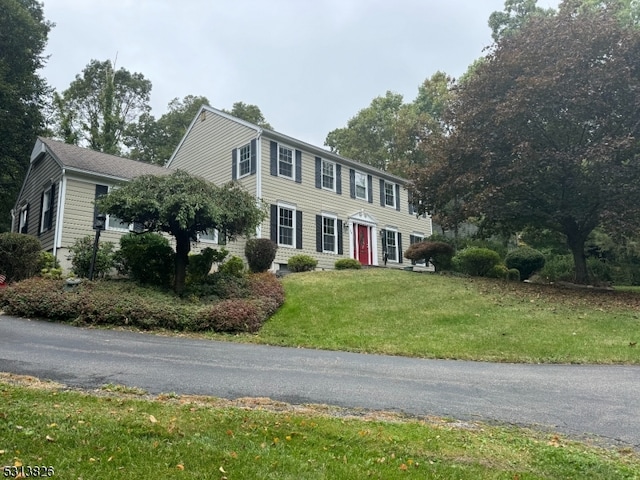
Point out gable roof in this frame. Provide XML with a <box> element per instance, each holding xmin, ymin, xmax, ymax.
<box><xmin>168</xmin><ymin>106</ymin><xmax>408</xmax><ymax>184</ymax></box>
<box><xmin>33</xmin><ymin>137</ymin><xmax>172</xmax><ymax>181</ymax></box>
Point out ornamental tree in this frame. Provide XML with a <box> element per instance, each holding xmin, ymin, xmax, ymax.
<box><xmin>410</xmin><ymin>1</ymin><xmax>640</xmax><ymax>284</ymax></box>
<box><xmin>97</xmin><ymin>170</ymin><xmax>266</xmax><ymax>293</ymax></box>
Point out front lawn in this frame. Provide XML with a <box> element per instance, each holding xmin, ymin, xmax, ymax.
<box><xmin>248</xmin><ymin>269</ymin><xmax>640</xmax><ymax>364</ymax></box>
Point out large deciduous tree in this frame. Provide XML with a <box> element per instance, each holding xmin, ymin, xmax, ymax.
<box><xmin>223</xmin><ymin>101</ymin><xmax>272</xmax><ymax>129</ymax></box>
<box><xmin>53</xmin><ymin>59</ymin><xmax>152</xmax><ymax>155</ymax></box>
<box><xmin>488</xmin><ymin>0</ymin><xmax>555</xmax><ymax>41</ymax></box>
<box><xmin>411</xmin><ymin>1</ymin><xmax>640</xmax><ymax>284</ymax></box>
<box><xmin>97</xmin><ymin>170</ymin><xmax>266</xmax><ymax>293</ymax></box>
<box><xmin>0</xmin><ymin>0</ymin><xmax>52</xmax><ymax>232</ymax></box>
<box><xmin>125</xmin><ymin>95</ymin><xmax>210</xmax><ymax>165</ymax></box>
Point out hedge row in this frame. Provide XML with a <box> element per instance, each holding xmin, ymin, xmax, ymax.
<box><xmin>0</xmin><ymin>274</ymin><xmax>285</xmax><ymax>334</ymax></box>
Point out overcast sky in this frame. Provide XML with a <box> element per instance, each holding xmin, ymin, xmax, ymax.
<box><xmin>40</xmin><ymin>0</ymin><xmax>560</xmax><ymax>148</ymax></box>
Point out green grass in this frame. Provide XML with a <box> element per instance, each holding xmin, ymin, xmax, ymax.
<box><xmin>230</xmin><ymin>269</ymin><xmax>640</xmax><ymax>364</ymax></box>
<box><xmin>1</xmin><ymin>377</ymin><xmax>639</xmax><ymax>479</ymax></box>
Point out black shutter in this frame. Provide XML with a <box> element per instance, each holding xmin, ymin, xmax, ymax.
<box><xmin>336</xmin><ymin>164</ymin><xmax>342</xmax><ymax>195</ymax></box>
<box><xmin>395</xmin><ymin>184</ymin><xmax>401</xmax><ymax>211</ymax></box>
<box><xmin>316</xmin><ymin>215</ymin><xmax>322</xmax><ymax>252</ymax></box>
<box><xmin>381</xmin><ymin>229</ymin><xmax>387</xmax><ymax>264</ymax></box>
<box><xmin>270</xmin><ymin>204</ymin><xmax>278</xmax><ymax>243</ymax></box>
<box><xmin>94</xmin><ymin>184</ymin><xmax>108</xmax><ymax>230</ymax></box>
<box><xmin>408</xmin><ymin>190</ymin><xmax>415</xmax><ymax>215</ymax></box>
<box><xmin>367</xmin><ymin>175</ymin><xmax>373</xmax><ymax>203</ymax></box>
<box><xmin>315</xmin><ymin>157</ymin><xmax>321</xmax><ymax>188</ymax></box>
<box><xmin>398</xmin><ymin>233</ymin><xmax>403</xmax><ymax>264</ymax></box>
<box><xmin>47</xmin><ymin>183</ymin><xmax>56</xmax><ymax>230</ymax></box>
<box><xmin>409</xmin><ymin>234</ymin><xmax>417</xmax><ymax>265</ymax></box>
<box><xmin>295</xmin><ymin>150</ymin><xmax>302</xmax><ymax>183</ymax></box>
<box><xmin>380</xmin><ymin>179</ymin><xmax>385</xmax><ymax>206</ymax></box>
<box><xmin>250</xmin><ymin>139</ymin><xmax>257</xmax><ymax>175</ymax></box>
<box><xmin>337</xmin><ymin>220</ymin><xmax>344</xmax><ymax>255</ymax></box>
<box><xmin>231</xmin><ymin>148</ymin><xmax>237</xmax><ymax>180</ymax></box>
<box><xmin>349</xmin><ymin>169</ymin><xmax>355</xmax><ymax>199</ymax></box>
<box><xmin>271</xmin><ymin>141</ymin><xmax>278</xmax><ymax>177</ymax></box>
<box><xmin>296</xmin><ymin>210</ymin><xmax>303</xmax><ymax>249</ymax></box>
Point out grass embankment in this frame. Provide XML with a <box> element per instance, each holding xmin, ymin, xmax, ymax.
<box><xmin>1</xmin><ymin>375</ymin><xmax>638</xmax><ymax>479</ymax></box>
<box><xmin>241</xmin><ymin>269</ymin><xmax>640</xmax><ymax>364</ymax></box>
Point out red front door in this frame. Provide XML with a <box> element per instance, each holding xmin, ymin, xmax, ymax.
<box><xmin>357</xmin><ymin>224</ymin><xmax>370</xmax><ymax>265</ymax></box>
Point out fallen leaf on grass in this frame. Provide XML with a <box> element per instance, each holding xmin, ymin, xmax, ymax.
<box><xmin>149</xmin><ymin>415</ymin><xmax>158</xmax><ymax>424</ymax></box>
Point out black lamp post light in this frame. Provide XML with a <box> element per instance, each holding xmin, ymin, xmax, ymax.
<box><xmin>88</xmin><ymin>213</ymin><xmax>106</xmax><ymax>281</ymax></box>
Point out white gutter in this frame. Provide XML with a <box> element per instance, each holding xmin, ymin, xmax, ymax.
<box><xmin>255</xmin><ymin>134</ymin><xmax>263</xmax><ymax>238</ymax></box>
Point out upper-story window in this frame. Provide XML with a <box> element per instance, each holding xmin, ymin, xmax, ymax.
<box><xmin>322</xmin><ymin>160</ymin><xmax>335</xmax><ymax>191</ymax></box>
<box><xmin>279</xmin><ymin>145</ymin><xmax>294</xmax><ymax>179</ymax></box>
<box><xmin>39</xmin><ymin>184</ymin><xmax>55</xmax><ymax>233</ymax></box>
<box><xmin>384</xmin><ymin>181</ymin><xmax>396</xmax><ymax>208</ymax></box>
<box><xmin>355</xmin><ymin>171</ymin><xmax>367</xmax><ymax>200</ymax></box>
<box><xmin>238</xmin><ymin>143</ymin><xmax>252</xmax><ymax>178</ymax></box>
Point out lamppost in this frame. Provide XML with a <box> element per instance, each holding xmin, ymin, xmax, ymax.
<box><xmin>88</xmin><ymin>214</ymin><xmax>106</xmax><ymax>281</ymax></box>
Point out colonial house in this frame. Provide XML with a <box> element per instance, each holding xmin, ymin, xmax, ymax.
<box><xmin>11</xmin><ymin>107</ymin><xmax>432</xmax><ymax>272</ymax></box>
<box><xmin>10</xmin><ymin>137</ymin><xmax>171</xmax><ymax>270</ymax></box>
<box><xmin>166</xmin><ymin>106</ymin><xmax>432</xmax><ymax>271</ymax></box>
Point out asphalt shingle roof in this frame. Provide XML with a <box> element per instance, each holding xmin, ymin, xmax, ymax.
<box><xmin>39</xmin><ymin>137</ymin><xmax>172</xmax><ymax>180</ymax></box>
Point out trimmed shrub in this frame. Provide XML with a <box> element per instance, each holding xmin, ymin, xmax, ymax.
<box><xmin>505</xmin><ymin>247</ymin><xmax>546</xmax><ymax>280</ymax></box>
<box><xmin>116</xmin><ymin>233</ymin><xmax>175</xmax><ymax>287</ymax></box>
<box><xmin>288</xmin><ymin>254</ymin><xmax>318</xmax><ymax>272</ymax></box>
<box><xmin>507</xmin><ymin>268</ymin><xmax>521</xmax><ymax>282</ymax></box>
<box><xmin>0</xmin><ymin>277</ymin><xmax>80</xmax><ymax>320</ymax></box>
<box><xmin>200</xmin><ymin>299</ymin><xmax>265</xmax><ymax>333</ymax></box>
<box><xmin>486</xmin><ymin>264</ymin><xmax>509</xmax><ymax>279</ymax></box>
<box><xmin>245</xmin><ymin>238</ymin><xmax>278</xmax><ymax>273</ymax></box>
<box><xmin>39</xmin><ymin>251</ymin><xmax>62</xmax><ymax>279</ymax></box>
<box><xmin>247</xmin><ymin>272</ymin><xmax>285</xmax><ymax>310</ymax></box>
<box><xmin>218</xmin><ymin>255</ymin><xmax>245</xmax><ymax>277</ymax></box>
<box><xmin>186</xmin><ymin>247</ymin><xmax>226</xmax><ymax>284</ymax></box>
<box><xmin>538</xmin><ymin>254</ymin><xmax>575</xmax><ymax>283</ymax></box>
<box><xmin>335</xmin><ymin>258</ymin><xmax>362</xmax><ymax>270</ymax></box>
<box><xmin>0</xmin><ymin>232</ymin><xmax>42</xmax><ymax>282</ymax></box>
<box><xmin>68</xmin><ymin>235</ymin><xmax>116</xmax><ymax>278</ymax></box>
<box><xmin>404</xmin><ymin>241</ymin><xmax>455</xmax><ymax>271</ymax></box>
<box><xmin>453</xmin><ymin>247</ymin><xmax>502</xmax><ymax>277</ymax></box>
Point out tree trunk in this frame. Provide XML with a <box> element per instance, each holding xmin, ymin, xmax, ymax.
<box><xmin>174</xmin><ymin>231</ymin><xmax>191</xmax><ymax>294</ymax></box>
<box><xmin>566</xmin><ymin>232</ymin><xmax>589</xmax><ymax>285</ymax></box>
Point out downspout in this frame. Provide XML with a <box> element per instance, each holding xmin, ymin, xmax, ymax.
<box><xmin>255</xmin><ymin>133</ymin><xmax>263</xmax><ymax>238</ymax></box>
<box><xmin>10</xmin><ymin>208</ymin><xmax>16</xmax><ymax>233</ymax></box>
<box><xmin>53</xmin><ymin>170</ymin><xmax>67</xmax><ymax>263</ymax></box>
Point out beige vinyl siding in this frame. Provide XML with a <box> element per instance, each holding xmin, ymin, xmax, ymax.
<box><xmin>13</xmin><ymin>153</ymin><xmax>63</xmax><ymax>251</ymax></box>
<box><xmin>170</xmin><ymin>111</ymin><xmax>258</xmax><ymax>192</ymax></box>
<box><xmin>260</xmin><ymin>138</ymin><xmax>431</xmax><ymax>270</ymax></box>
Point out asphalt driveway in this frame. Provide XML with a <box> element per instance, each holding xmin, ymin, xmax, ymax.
<box><xmin>1</xmin><ymin>314</ymin><xmax>638</xmax><ymax>449</ymax></box>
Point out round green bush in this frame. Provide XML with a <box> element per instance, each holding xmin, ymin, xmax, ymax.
<box><xmin>116</xmin><ymin>233</ymin><xmax>175</xmax><ymax>287</ymax></box>
<box><xmin>505</xmin><ymin>247</ymin><xmax>546</xmax><ymax>280</ymax></box>
<box><xmin>334</xmin><ymin>258</ymin><xmax>362</xmax><ymax>270</ymax></box>
<box><xmin>486</xmin><ymin>264</ymin><xmax>509</xmax><ymax>279</ymax></box>
<box><xmin>288</xmin><ymin>254</ymin><xmax>318</xmax><ymax>272</ymax></box>
<box><xmin>0</xmin><ymin>232</ymin><xmax>43</xmax><ymax>283</ymax></box>
<box><xmin>507</xmin><ymin>268</ymin><xmax>521</xmax><ymax>282</ymax></box>
<box><xmin>68</xmin><ymin>235</ymin><xmax>116</xmax><ymax>279</ymax></box>
<box><xmin>245</xmin><ymin>238</ymin><xmax>278</xmax><ymax>273</ymax></box>
<box><xmin>218</xmin><ymin>255</ymin><xmax>245</xmax><ymax>277</ymax></box>
<box><xmin>452</xmin><ymin>247</ymin><xmax>501</xmax><ymax>277</ymax></box>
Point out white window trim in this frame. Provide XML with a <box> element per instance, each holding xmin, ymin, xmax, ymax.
<box><xmin>384</xmin><ymin>181</ymin><xmax>397</xmax><ymax>209</ymax></box>
<box><xmin>40</xmin><ymin>187</ymin><xmax>52</xmax><ymax>232</ymax></box>
<box><xmin>277</xmin><ymin>202</ymin><xmax>297</xmax><ymax>248</ymax></box>
<box><xmin>321</xmin><ymin>159</ymin><xmax>336</xmax><ymax>192</ymax></box>
<box><xmin>355</xmin><ymin>171</ymin><xmax>368</xmax><ymax>200</ymax></box>
<box><xmin>278</xmin><ymin>143</ymin><xmax>295</xmax><ymax>180</ymax></box>
<box><xmin>237</xmin><ymin>143</ymin><xmax>252</xmax><ymax>179</ymax></box>
<box><xmin>19</xmin><ymin>205</ymin><xmax>28</xmax><ymax>233</ymax></box>
<box><xmin>103</xmin><ymin>186</ymin><xmax>134</xmax><ymax>232</ymax></box>
<box><xmin>198</xmin><ymin>229</ymin><xmax>219</xmax><ymax>244</ymax></box>
<box><xmin>322</xmin><ymin>214</ymin><xmax>338</xmax><ymax>254</ymax></box>
<box><xmin>385</xmin><ymin>228</ymin><xmax>399</xmax><ymax>263</ymax></box>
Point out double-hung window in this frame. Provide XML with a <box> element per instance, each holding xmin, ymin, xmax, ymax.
<box><xmin>384</xmin><ymin>181</ymin><xmax>396</xmax><ymax>208</ymax></box>
<box><xmin>278</xmin><ymin>145</ymin><xmax>294</xmax><ymax>179</ymax></box>
<box><xmin>198</xmin><ymin>229</ymin><xmax>219</xmax><ymax>244</ymax></box>
<box><xmin>322</xmin><ymin>216</ymin><xmax>337</xmax><ymax>253</ymax></box>
<box><xmin>278</xmin><ymin>205</ymin><xmax>295</xmax><ymax>247</ymax></box>
<box><xmin>322</xmin><ymin>160</ymin><xmax>335</xmax><ymax>191</ymax></box>
<box><xmin>40</xmin><ymin>186</ymin><xmax>54</xmax><ymax>233</ymax></box>
<box><xmin>410</xmin><ymin>234</ymin><xmax>425</xmax><ymax>266</ymax></box>
<box><xmin>355</xmin><ymin>171</ymin><xmax>367</xmax><ymax>200</ymax></box>
<box><xmin>238</xmin><ymin>143</ymin><xmax>252</xmax><ymax>178</ymax></box>
<box><xmin>385</xmin><ymin>229</ymin><xmax>399</xmax><ymax>263</ymax></box>
<box><xmin>19</xmin><ymin>205</ymin><xmax>28</xmax><ymax>234</ymax></box>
